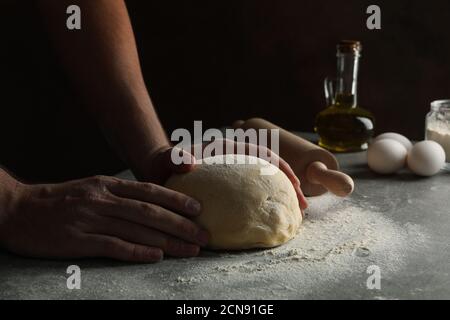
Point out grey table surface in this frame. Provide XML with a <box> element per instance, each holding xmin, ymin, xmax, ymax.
<box><xmin>1</xmin><ymin>134</ymin><xmax>449</xmax><ymax>300</ymax></box>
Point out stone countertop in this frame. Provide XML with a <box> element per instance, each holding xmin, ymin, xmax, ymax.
<box><xmin>1</xmin><ymin>137</ymin><xmax>449</xmax><ymax>300</ymax></box>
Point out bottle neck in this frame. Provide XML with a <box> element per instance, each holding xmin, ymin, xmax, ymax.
<box><xmin>335</xmin><ymin>53</ymin><xmax>359</xmax><ymax>107</ymax></box>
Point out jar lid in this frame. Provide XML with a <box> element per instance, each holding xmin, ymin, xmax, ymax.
<box><xmin>431</xmin><ymin>99</ymin><xmax>450</xmax><ymax>112</ymax></box>
<box><xmin>337</xmin><ymin>40</ymin><xmax>362</xmax><ymax>55</ymax></box>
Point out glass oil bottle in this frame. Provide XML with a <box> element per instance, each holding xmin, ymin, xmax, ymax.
<box><xmin>315</xmin><ymin>41</ymin><xmax>375</xmax><ymax>152</ymax></box>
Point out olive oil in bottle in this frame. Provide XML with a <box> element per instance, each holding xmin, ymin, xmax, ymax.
<box><xmin>315</xmin><ymin>41</ymin><xmax>375</xmax><ymax>152</ymax></box>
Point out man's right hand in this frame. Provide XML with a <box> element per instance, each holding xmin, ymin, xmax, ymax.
<box><xmin>0</xmin><ymin>175</ymin><xmax>209</xmax><ymax>262</ymax></box>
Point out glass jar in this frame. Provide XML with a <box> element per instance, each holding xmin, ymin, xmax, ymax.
<box><xmin>315</xmin><ymin>40</ymin><xmax>375</xmax><ymax>152</ymax></box>
<box><xmin>425</xmin><ymin>100</ymin><xmax>450</xmax><ymax>166</ymax></box>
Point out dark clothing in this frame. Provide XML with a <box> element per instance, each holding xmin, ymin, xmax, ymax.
<box><xmin>0</xmin><ymin>1</ymin><xmax>125</xmax><ymax>183</ymax></box>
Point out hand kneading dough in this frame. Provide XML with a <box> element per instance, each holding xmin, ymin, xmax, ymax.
<box><xmin>165</xmin><ymin>154</ymin><xmax>302</xmax><ymax>250</ymax></box>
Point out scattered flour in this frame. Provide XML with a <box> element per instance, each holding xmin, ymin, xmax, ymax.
<box><xmin>162</xmin><ymin>193</ymin><xmax>429</xmax><ymax>299</ymax></box>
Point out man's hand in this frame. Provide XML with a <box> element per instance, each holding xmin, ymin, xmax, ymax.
<box><xmin>142</xmin><ymin>140</ymin><xmax>308</xmax><ymax>212</ymax></box>
<box><xmin>0</xmin><ymin>175</ymin><xmax>209</xmax><ymax>262</ymax></box>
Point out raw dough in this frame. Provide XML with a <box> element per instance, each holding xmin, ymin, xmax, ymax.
<box><xmin>165</xmin><ymin>154</ymin><xmax>302</xmax><ymax>250</ymax></box>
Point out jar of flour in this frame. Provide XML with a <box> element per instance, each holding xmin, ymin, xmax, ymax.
<box><xmin>426</xmin><ymin>100</ymin><xmax>450</xmax><ymax>169</ymax></box>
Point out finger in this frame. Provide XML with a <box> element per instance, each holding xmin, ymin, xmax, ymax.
<box><xmin>269</xmin><ymin>157</ymin><xmax>308</xmax><ymax>210</ymax></box>
<box><xmin>100</xmin><ymin>196</ymin><xmax>210</xmax><ymax>246</ymax></box>
<box><xmin>90</xmin><ymin>216</ymin><xmax>200</xmax><ymax>258</ymax></box>
<box><xmin>254</xmin><ymin>144</ymin><xmax>300</xmax><ymax>185</ymax></box>
<box><xmin>82</xmin><ymin>234</ymin><xmax>163</xmax><ymax>263</ymax></box>
<box><xmin>254</xmin><ymin>145</ymin><xmax>308</xmax><ymax>210</ymax></box>
<box><xmin>295</xmin><ymin>185</ymin><xmax>308</xmax><ymax>210</ymax></box>
<box><xmin>278</xmin><ymin>157</ymin><xmax>300</xmax><ymax>186</ymax></box>
<box><xmin>105</xmin><ymin>178</ymin><xmax>202</xmax><ymax>217</ymax></box>
<box><xmin>240</xmin><ymin>142</ymin><xmax>308</xmax><ymax>209</ymax></box>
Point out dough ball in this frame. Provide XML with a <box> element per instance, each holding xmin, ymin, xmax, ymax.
<box><xmin>165</xmin><ymin>154</ymin><xmax>302</xmax><ymax>250</ymax></box>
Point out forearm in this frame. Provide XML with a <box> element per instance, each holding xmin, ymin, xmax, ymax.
<box><xmin>0</xmin><ymin>168</ymin><xmax>22</xmax><ymax>235</ymax></box>
<box><xmin>38</xmin><ymin>0</ymin><xmax>169</xmax><ymax>178</ymax></box>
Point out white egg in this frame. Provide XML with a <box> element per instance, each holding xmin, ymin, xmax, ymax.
<box><xmin>374</xmin><ymin>132</ymin><xmax>413</xmax><ymax>151</ymax></box>
<box><xmin>367</xmin><ymin>139</ymin><xmax>408</xmax><ymax>174</ymax></box>
<box><xmin>407</xmin><ymin>140</ymin><xmax>445</xmax><ymax>176</ymax></box>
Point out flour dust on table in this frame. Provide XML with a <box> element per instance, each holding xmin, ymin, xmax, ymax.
<box><xmin>161</xmin><ymin>193</ymin><xmax>429</xmax><ymax>299</ymax></box>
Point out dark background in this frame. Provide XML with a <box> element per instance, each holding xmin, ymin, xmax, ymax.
<box><xmin>127</xmin><ymin>0</ymin><xmax>450</xmax><ymax>137</ymax></box>
<box><xmin>0</xmin><ymin>0</ymin><xmax>449</xmax><ymax>181</ymax></box>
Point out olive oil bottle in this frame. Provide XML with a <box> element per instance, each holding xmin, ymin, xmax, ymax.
<box><xmin>315</xmin><ymin>41</ymin><xmax>375</xmax><ymax>152</ymax></box>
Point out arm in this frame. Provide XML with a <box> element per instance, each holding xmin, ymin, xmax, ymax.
<box><xmin>37</xmin><ymin>0</ymin><xmax>307</xmax><ymax>204</ymax></box>
<box><xmin>0</xmin><ymin>2</ymin><xmax>209</xmax><ymax>261</ymax></box>
<box><xmin>0</xmin><ymin>169</ymin><xmax>21</xmax><ymax>230</ymax></box>
<box><xmin>37</xmin><ymin>0</ymin><xmax>174</xmax><ymax>182</ymax></box>
<box><xmin>35</xmin><ymin>0</ymin><xmax>303</xmax><ymax>197</ymax></box>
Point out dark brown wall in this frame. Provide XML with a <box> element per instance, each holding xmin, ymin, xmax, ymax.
<box><xmin>127</xmin><ymin>0</ymin><xmax>450</xmax><ymax>140</ymax></box>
